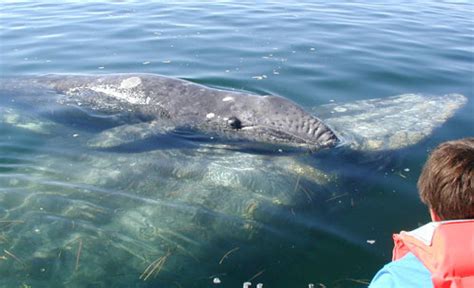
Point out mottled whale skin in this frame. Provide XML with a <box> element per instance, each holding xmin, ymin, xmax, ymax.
<box><xmin>22</xmin><ymin>74</ymin><xmax>340</xmax><ymax>151</ymax></box>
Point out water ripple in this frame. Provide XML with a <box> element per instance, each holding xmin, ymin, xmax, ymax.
<box><xmin>0</xmin><ymin>1</ymin><xmax>472</xmax><ymax>287</ymax></box>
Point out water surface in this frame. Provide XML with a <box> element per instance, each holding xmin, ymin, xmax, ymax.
<box><xmin>0</xmin><ymin>1</ymin><xmax>473</xmax><ymax>287</ymax></box>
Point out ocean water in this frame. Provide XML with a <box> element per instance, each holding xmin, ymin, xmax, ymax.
<box><xmin>0</xmin><ymin>1</ymin><xmax>473</xmax><ymax>287</ymax></box>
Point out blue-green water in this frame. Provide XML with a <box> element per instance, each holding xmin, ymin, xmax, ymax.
<box><xmin>0</xmin><ymin>1</ymin><xmax>473</xmax><ymax>287</ymax></box>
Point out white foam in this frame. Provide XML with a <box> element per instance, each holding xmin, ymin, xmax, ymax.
<box><xmin>334</xmin><ymin>106</ymin><xmax>347</xmax><ymax>113</ymax></box>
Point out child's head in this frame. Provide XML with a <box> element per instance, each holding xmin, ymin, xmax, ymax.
<box><xmin>418</xmin><ymin>138</ymin><xmax>474</xmax><ymax>220</ymax></box>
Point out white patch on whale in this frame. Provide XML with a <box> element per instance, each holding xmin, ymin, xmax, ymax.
<box><xmin>222</xmin><ymin>96</ymin><xmax>235</xmax><ymax>102</ymax></box>
<box><xmin>119</xmin><ymin>77</ymin><xmax>142</xmax><ymax>89</ymax></box>
<box><xmin>87</xmin><ymin>77</ymin><xmax>148</xmax><ymax>105</ymax></box>
<box><xmin>206</xmin><ymin>113</ymin><xmax>215</xmax><ymax>119</ymax></box>
<box><xmin>90</xmin><ymin>86</ymin><xmax>147</xmax><ymax>104</ymax></box>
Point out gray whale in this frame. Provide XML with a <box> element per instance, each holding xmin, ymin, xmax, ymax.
<box><xmin>0</xmin><ymin>74</ymin><xmax>469</xmax><ymax>288</ymax></box>
<box><xmin>0</xmin><ymin>73</ymin><xmax>467</xmax><ymax>152</ymax></box>
<box><xmin>24</xmin><ymin>74</ymin><xmax>340</xmax><ymax>151</ymax></box>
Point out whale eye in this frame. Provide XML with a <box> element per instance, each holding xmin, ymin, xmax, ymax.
<box><xmin>227</xmin><ymin>116</ymin><xmax>242</xmax><ymax>130</ymax></box>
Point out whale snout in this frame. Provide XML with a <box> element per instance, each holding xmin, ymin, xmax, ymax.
<box><xmin>301</xmin><ymin>115</ymin><xmax>338</xmax><ymax>142</ymax></box>
<box><xmin>254</xmin><ymin>96</ymin><xmax>340</xmax><ymax>150</ymax></box>
<box><xmin>270</xmin><ymin>115</ymin><xmax>339</xmax><ymax>149</ymax></box>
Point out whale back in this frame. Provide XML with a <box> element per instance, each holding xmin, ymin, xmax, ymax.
<box><xmin>1</xmin><ymin>74</ymin><xmax>340</xmax><ymax>151</ymax></box>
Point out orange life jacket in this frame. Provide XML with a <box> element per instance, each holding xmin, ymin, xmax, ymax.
<box><xmin>392</xmin><ymin>220</ymin><xmax>474</xmax><ymax>288</ymax></box>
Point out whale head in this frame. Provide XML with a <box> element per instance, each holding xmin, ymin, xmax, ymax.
<box><xmin>199</xmin><ymin>94</ymin><xmax>340</xmax><ymax>152</ymax></box>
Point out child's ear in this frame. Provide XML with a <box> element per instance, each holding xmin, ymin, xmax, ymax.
<box><xmin>430</xmin><ymin>208</ymin><xmax>442</xmax><ymax>222</ymax></box>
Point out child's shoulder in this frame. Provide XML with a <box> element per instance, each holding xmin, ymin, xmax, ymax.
<box><xmin>369</xmin><ymin>252</ymin><xmax>432</xmax><ymax>288</ymax></box>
